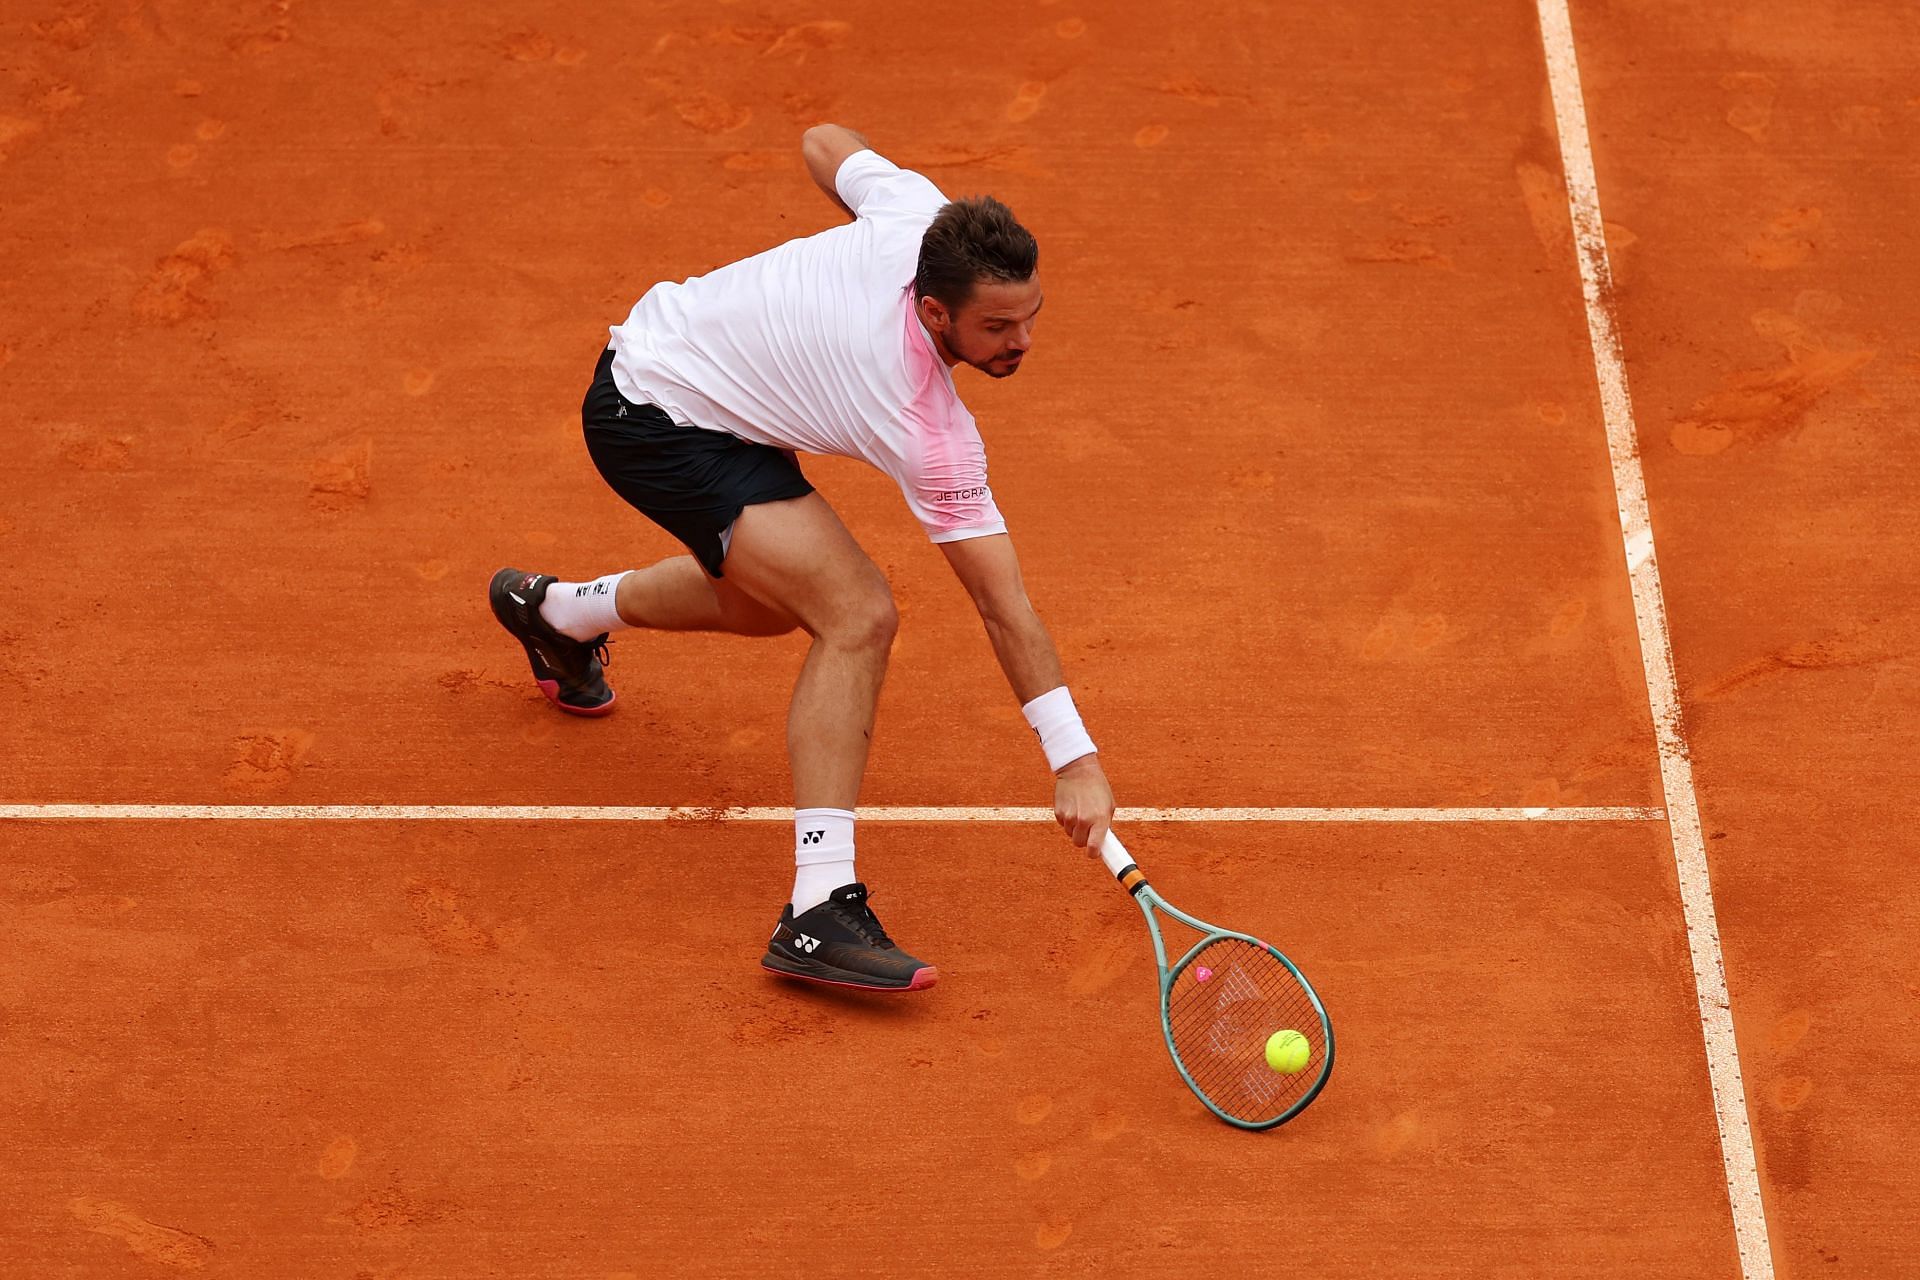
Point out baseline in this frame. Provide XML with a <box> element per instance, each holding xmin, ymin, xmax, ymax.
<box><xmin>0</xmin><ymin>804</ymin><xmax>1665</xmax><ymax>823</ymax></box>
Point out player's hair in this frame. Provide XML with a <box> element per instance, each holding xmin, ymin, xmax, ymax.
<box><xmin>915</xmin><ymin>197</ymin><xmax>1038</xmax><ymax>311</ymax></box>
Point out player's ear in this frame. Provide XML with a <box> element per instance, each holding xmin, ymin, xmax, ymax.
<box><xmin>917</xmin><ymin>291</ymin><xmax>949</xmax><ymax>331</ymax></box>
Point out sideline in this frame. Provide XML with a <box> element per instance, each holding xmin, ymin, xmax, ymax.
<box><xmin>1534</xmin><ymin>2</ymin><xmax>1775</xmax><ymax>1275</ymax></box>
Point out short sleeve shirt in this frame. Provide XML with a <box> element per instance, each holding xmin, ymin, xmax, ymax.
<box><xmin>606</xmin><ymin>150</ymin><xmax>1006</xmax><ymax>544</ymax></box>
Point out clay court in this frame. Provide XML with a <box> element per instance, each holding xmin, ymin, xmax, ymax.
<box><xmin>3</xmin><ymin>0</ymin><xmax>1916</xmax><ymax>1275</ymax></box>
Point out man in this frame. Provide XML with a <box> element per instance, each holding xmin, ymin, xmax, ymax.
<box><xmin>489</xmin><ymin>125</ymin><xmax>1116</xmax><ymax>992</ymax></box>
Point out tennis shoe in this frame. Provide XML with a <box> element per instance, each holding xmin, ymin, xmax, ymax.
<box><xmin>488</xmin><ymin>567</ymin><xmax>616</xmax><ymax>716</ymax></box>
<box><xmin>762</xmin><ymin>883</ymin><xmax>938</xmax><ymax>992</ymax></box>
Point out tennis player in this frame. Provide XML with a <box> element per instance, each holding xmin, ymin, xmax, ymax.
<box><xmin>490</xmin><ymin>126</ymin><xmax>1115</xmax><ymax>992</ymax></box>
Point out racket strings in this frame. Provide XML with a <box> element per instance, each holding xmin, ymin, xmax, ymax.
<box><xmin>1165</xmin><ymin>937</ymin><xmax>1326</xmax><ymax>1124</ymax></box>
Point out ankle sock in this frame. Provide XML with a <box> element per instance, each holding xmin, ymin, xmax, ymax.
<box><xmin>538</xmin><ymin>572</ymin><xmax>631</xmax><ymax>642</ymax></box>
<box><xmin>791</xmin><ymin>808</ymin><xmax>856</xmax><ymax>914</ymax></box>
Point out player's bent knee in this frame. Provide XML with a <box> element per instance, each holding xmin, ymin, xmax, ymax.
<box><xmin>831</xmin><ymin>592</ymin><xmax>898</xmax><ymax>653</ymax></box>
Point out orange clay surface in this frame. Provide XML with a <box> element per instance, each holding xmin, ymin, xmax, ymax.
<box><xmin>0</xmin><ymin>0</ymin><xmax>1910</xmax><ymax>1275</ymax></box>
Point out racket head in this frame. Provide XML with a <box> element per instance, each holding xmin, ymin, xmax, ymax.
<box><xmin>1151</xmin><ymin>906</ymin><xmax>1335</xmax><ymax>1130</ymax></box>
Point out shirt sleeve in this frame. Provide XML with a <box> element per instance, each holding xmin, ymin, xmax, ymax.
<box><xmin>886</xmin><ymin>410</ymin><xmax>1008</xmax><ymax>545</ymax></box>
<box><xmin>834</xmin><ymin>149</ymin><xmax>949</xmax><ymax>221</ymax></box>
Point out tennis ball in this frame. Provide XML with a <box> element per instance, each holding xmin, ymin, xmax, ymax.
<box><xmin>1265</xmin><ymin>1029</ymin><xmax>1310</xmax><ymax>1074</ymax></box>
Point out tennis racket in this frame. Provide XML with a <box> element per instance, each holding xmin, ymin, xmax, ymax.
<box><xmin>1095</xmin><ymin>831</ymin><xmax>1334</xmax><ymax>1130</ymax></box>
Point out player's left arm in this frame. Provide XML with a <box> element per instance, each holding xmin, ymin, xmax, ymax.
<box><xmin>939</xmin><ymin>532</ymin><xmax>1116</xmax><ymax>851</ymax></box>
<box><xmin>801</xmin><ymin>123</ymin><xmax>873</xmax><ymax>219</ymax></box>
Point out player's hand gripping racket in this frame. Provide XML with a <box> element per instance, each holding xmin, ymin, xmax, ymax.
<box><xmin>1095</xmin><ymin>831</ymin><xmax>1334</xmax><ymax>1129</ymax></box>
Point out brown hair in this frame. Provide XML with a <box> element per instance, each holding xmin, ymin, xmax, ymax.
<box><xmin>914</xmin><ymin>196</ymin><xmax>1039</xmax><ymax>311</ymax></box>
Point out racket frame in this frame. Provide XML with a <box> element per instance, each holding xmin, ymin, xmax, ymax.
<box><xmin>1100</xmin><ymin>832</ymin><xmax>1336</xmax><ymax>1131</ymax></box>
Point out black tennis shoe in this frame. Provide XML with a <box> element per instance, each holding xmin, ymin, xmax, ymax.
<box><xmin>488</xmin><ymin>567</ymin><xmax>616</xmax><ymax>717</ymax></box>
<box><xmin>762</xmin><ymin>883</ymin><xmax>938</xmax><ymax>992</ymax></box>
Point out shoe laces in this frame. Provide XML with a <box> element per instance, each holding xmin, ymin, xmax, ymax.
<box><xmin>588</xmin><ymin>634</ymin><xmax>611</xmax><ymax>667</ymax></box>
<box><xmin>832</xmin><ymin>889</ymin><xmax>893</xmax><ymax>949</ymax></box>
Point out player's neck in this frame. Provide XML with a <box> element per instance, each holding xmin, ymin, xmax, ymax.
<box><xmin>913</xmin><ymin>302</ymin><xmax>962</xmax><ymax>369</ymax></box>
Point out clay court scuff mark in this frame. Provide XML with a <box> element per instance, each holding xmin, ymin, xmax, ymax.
<box><xmin>672</xmin><ymin>93</ymin><xmax>752</xmax><ymax>135</ymax></box>
<box><xmin>1721</xmin><ymin>72</ymin><xmax>1777</xmax><ymax>143</ymax></box>
<box><xmin>1034</xmin><ymin>1217</ymin><xmax>1073</xmax><ymax>1250</ymax></box>
<box><xmin>1006</xmin><ymin>81</ymin><xmax>1047</xmax><ymax>124</ymax></box>
<box><xmin>132</xmin><ymin>229</ymin><xmax>235</xmax><ymax>325</ymax></box>
<box><xmin>224</xmin><ymin>730</ymin><xmax>314</xmax><ymax>791</ymax></box>
<box><xmin>404</xmin><ymin>878</ymin><xmax>524</xmax><ymax>956</ymax></box>
<box><xmin>1014</xmin><ymin>1151</ymin><xmax>1052</xmax><ymax>1180</ymax></box>
<box><xmin>1345</xmin><ymin>238</ymin><xmax>1452</xmax><ymax>269</ymax></box>
<box><xmin>729</xmin><ymin>999</ymin><xmax>832</xmax><ymax>1046</ymax></box>
<box><xmin>1771</xmin><ymin>1076</ymin><xmax>1813</xmax><ymax>1111</ymax></box>
<box><xmin>54</xmin><ymin>428</ymin><xmax>136</xmax><ymax>473</ymax></box>
<box><xmin>1768</xmin><ymin>1009</ymin><xmax>1811</xmax><ymax>1054</ymax></box>
<box><xmin>228</xmin><ymin>0</ymin><xmax>294</xmax><ymax>57</ymax></box>
<box><xmin>496</xmin><ymin>30</ymin><xmax>583</xmax><ymax>65</ymax></box>
<box><xmin>436</xmin><ymin>668</ymin><xmax>520</xmax><ymax>695</ymax></box>
<box><xmin>700</xmin><ymin>20</ymin><xmax>849</xmax><ymax>60</ymax></box>
<box><xmin>1692</xmin><ymin>623</ymin><xmax>1899</xmax><ymax>701</ymax></box>
<box><xmin>778</xmin><ymin>88</ymin><xmax>838</xmax><ymax>124</ymax></box>
<box><xmin>1392</xmin><ymin>202</ymin><xmax>1454</xmax><ymax>229</ymax></box>
<box><xmin>310</xmin><ymin>439</ymin><xmax>372</xmax><ymax>511</ymax></box>
<box><xmin>764</xmin><ymin>20</ymin><xmax>850</xmax><ymax>59</ymax></box>
<box><xmin>1745</xmin><ymin>206</ymin><xmax>1820</xmax><ymax>270</ymax></box>
<box><xmin>499</xmin><ymin>30</ymin><xmax>555</xmax><ymax>62</ymax></box>
<box><xmin>1669</xmin><ymin>332</ymin><xmax>1875</xmax><ymax>456</ymax></box>
<box><xmin>0</xmin><ymin>115</ymin><xmax>43</xmax><ymax>163</ymax></box>
<box><xmin>1371</xmin><ymin>1108</ymin><xmax>1433</xmax><ymax>1158</ymax></box>
<box><xmin>218</xmin><ymin>400</ymin><xmax>291</xmax><ymax>442</ymax></box>
<box><xmin>1148</xmin><ymin>77</ymin><xmax>1255</xmax><ymax>107</ymax></box>
<box><xmin>316</xmin><ymin>1135</ymin><xmax>358</xmax><ymax>1179</ymax></box>
<box><xmin>1065</xmin><ymin>936</ymin><xmax>1136</xmax><ymax>995</ymax></box>
<box><xmin>69</xmin><ymin>1198</ymin><xmax>214</xmax><ymax>1270</ymax></box>
<box><xmin>915</xmin><ymin>144</ymin><xmax>1038</xmax><ymax>174</ymax></box>
<box><xmin>1515</xmin><ymin>158</ymin><xmax>1572</xmax><ymax>260</ymax></box>
<box><xmin>32</xmin><ymin>11</ymin><xmax>93</xmax><ymax>50</ymax></box>
<box><xmin>1</xmin><ymin>861</ymin><xmax>79</xmax><ymax>903</ymax></box>
<box><xmin>349</xmin><ymin>1185</ymin><xmax>455</xmax><ymax>1230</ymax></box>
<box><xmin>262</xmin><ymin>219</ymin><xmax>385</xmax><ymax>252</ymax></box>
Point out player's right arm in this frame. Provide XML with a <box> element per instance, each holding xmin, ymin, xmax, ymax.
<box><xmin>801</xmin><ymin>123</ymin><xmax>873</xmax><ymax>219</ymax></box>
<box><xmin>939</xmin><ymin>531</ymin><xmax>1117</xmax><ymax>852</ymax></box>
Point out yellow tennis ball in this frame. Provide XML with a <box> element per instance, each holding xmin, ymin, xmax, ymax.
<box><xmin>1265</xmin><ymin>1029</ymin><xmax>1310</xmax><ymax>1074</ymax></box>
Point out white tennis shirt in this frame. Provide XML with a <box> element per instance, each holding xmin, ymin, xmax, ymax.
<box><xmin>606</xmin><ymin>149</ymin><xmax>1007</xmax><ymax>545</ymax></box>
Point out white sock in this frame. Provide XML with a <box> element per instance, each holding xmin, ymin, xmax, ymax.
<box><xmin>539</xmin><ymin>571</ymin><xmax>632</xmax><ymax>642</ymax></box>
<box><xmin>791</xmin><ymin>808</ymin><xmax>856</xmax><ymax>914</ymax></box>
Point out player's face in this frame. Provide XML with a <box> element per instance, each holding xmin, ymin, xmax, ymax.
<box><xmin>928</xmin><ymin>277</ymin><xmax>1044</xmax><ymax>378</ymax></box>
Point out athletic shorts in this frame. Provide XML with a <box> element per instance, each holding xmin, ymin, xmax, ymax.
<box><xmin>581</xmin><ymin>347</ymin><xmax>814</xmax><ymax>578</ymax></box>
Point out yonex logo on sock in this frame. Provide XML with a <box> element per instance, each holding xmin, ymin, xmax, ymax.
<box><xmin>796</xmin><ymin>934</ymin><xmax>821</xmax><ymax>953</ymax></box>
<box><xmin>801</xmin><ymin>830</ymin><xmax>823</xmax><ymax>845</ymax></box>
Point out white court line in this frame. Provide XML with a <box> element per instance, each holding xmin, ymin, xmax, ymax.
<box><xmin>1534</xmin><ymin>3</ymin><xmax>1774</xmax><ymax>1277</ymax></box>
<box><xmin>0</xmin><ymin>804</ymin><xmax>1664</xmax><ymax>822</ymax></box>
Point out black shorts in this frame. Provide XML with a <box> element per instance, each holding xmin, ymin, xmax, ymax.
<box><xmin>581</xmin><ymin>347</ymin><xmax>813</xmax><ymax>578</ymax></box>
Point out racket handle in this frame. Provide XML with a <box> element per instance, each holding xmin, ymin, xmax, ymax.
<box><xmin>1098</xmin><ymin>830</ymin><xmax>1144</xmax><ymax>887</ymax></box>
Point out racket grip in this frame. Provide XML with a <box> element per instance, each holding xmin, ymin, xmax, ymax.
<box><xmin>1098</xmin><ymin>830</ymin><xmax>1136</xmax><ymax>880</ymax></box>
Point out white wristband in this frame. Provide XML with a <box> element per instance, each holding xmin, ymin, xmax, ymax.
<box><xmin>1021</xmin><ymin>686</ymin><xmax>1097</xmax><ymax>773</ymax></box>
